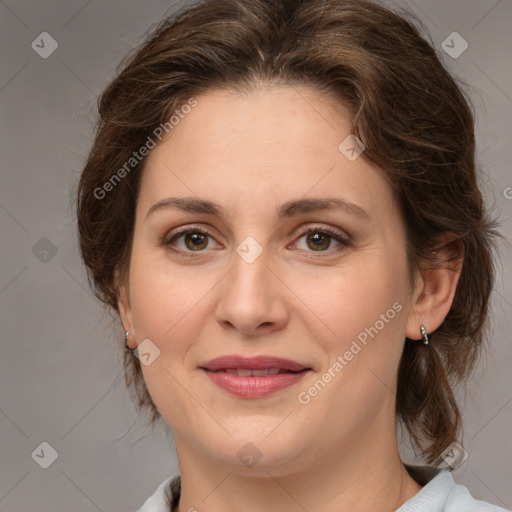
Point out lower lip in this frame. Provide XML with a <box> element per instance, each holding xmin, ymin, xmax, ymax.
<box><xmin>202</xmin><ymin>369</ymin><xmax>309</xmax><ymax>398</ymax></box>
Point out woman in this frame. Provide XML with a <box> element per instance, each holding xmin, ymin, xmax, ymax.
<box><xmin>77</xmin><ymin>0</ymin><xmax>507</xmax><ymax>510</ymax></box>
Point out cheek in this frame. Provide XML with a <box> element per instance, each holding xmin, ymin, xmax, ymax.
<box><xmin>293</xmin><ymin>254</ymin><xmax>409</xmax><ymax>396</ymax></box>
<box><xmin>127</xmin><ymin>247</ymin><xmax>218</xmax><ymax>354</ymax></box>
<box><xmin>126</xmin><ymin>250</ymin><xmax>208</xmax><ymax>415</ymax></box>
<box><xmin>296</xmin><ymin>259</ymin><xmax>406</xmax><ymax>339</ymax></box>
<box><xmin>293</xmin><ymin>264</ymin><xmax>408</xmax><ymax>426</ymax></box>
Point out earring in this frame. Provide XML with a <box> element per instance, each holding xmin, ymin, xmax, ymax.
<box><xmin>405</xmin><ymin>325</ymin><xmax>431</xmax><ymax>346</ymax></box>
<box><xmin>125</xmin><ymin>331</ymin><xmax>132</xmax><ymax>349</ymax></box>
<box><xmin>420</xmin><ymin>325</ymin><xmax>430</xmax><ymax>345</ymax></box>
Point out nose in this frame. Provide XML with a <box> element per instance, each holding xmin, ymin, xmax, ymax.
<box><xmin>215</xmin><ymin>248</ymin><xmax>289</xmax><ymax>337</ymax></box>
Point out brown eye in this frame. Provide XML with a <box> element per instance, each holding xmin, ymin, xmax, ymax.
<box><xmin>305</xmin><ymin>231</ymin><xmax>332</xmax><ymax>251</ymax></box>
<box><xmin>183</xmin><ymin>232</ymin><xmax>208</xmax><ymax>250</ymax></box>
<box><xmin>293</xmin><ymin>227</ymin><xmax>350</xmax><ymax>253</ymax></box>
<box><xmin>164</xmin><ymin>228</ymin><xmax>215</xmax><ymax>252</ymax></box>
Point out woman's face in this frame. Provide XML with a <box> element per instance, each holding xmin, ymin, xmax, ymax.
<box><xmin>120</xmin><ymin>85</ymin><xmax>421</xmax><ymax>474</ymax></box>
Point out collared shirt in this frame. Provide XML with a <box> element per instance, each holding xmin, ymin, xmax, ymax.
<box><xmin>135</xmin><ymin>464</ymin><xmax>510</xmax><ymax>512</ymax></box>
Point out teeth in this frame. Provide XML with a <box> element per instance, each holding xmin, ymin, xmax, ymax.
<box><xmin>224</xmin><ymin>368</ymin><xmax>282</xmax><ymax>376</ymax></box>
<box><xmin>253</xmin><ymin>368</ymin><xmax>278</xmax><ymax>376</ymax></box>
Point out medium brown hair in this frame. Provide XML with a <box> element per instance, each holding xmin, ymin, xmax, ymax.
<box><xmin>76</xmin><ymin>0</ymin><xmax>500</xmax><ymax>465</ymax></box>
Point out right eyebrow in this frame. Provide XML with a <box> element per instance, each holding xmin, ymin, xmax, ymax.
<box><xmin>145</xmin><ymin>197</ymin><xmax>223</xmax><ymax>221</ymax></box>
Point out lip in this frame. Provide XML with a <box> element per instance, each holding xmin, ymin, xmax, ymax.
<box><xmin>200</xmin><ymin>355</ymin><xmax>309</xmax><ymax>372</ymax></box>
<box><xmin>199</xmin><ymin>355</ymin><xmax>312</xmax><ymax>398</ymax></box>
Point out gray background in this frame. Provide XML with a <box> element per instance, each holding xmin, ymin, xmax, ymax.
<box><xmin>0</xmin><ymin>1</ymin><xmax>511</xmax><ymax>511</ymax></box>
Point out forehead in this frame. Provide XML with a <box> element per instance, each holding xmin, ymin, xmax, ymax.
<box><xmin>137</xmin><ymin>85</ymin><xmax>398</xmax><ymax>226</ymax></box>
<box><xmin>146</xmin><ymin>84</ymin><xmax>353</xmax><ymax>165</ymax></box>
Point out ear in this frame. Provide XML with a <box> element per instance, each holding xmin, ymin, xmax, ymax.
<box><xmin>117</xmin><ymin>274</ymin><xmax>137</xmax><ymax>350</ymax></box>
<box><xmin>405</xmin><ymin>235</ymin><xmax>464</xmax><ymax>340</ymax></box>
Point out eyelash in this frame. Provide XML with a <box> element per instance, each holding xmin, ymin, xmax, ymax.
<box><xmin>162</xmin><ymin>224</ymin><xmax>351</xmax><ymax>257</ymax></box>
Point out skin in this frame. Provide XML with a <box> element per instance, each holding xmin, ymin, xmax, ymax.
<box><xmin>118</xmin><ymin>84</ymin><xmax>462</xmax><ymax>512</ymax></box>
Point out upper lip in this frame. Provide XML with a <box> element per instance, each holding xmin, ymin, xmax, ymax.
<box><xmin>200</xmin><ymin>355</ymin><xmax>310</xmax><ymax>372</ymax></box>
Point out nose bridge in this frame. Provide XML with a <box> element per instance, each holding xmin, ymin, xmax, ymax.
<box><xmin>215</xmin><ymin>241</ymin><xmax>288</xmax><ymax>334</ymax></box>
<box><xmin>230</xmin><ymin>254</ymin><xmax>267</xmax><ymax>304</ymax></box>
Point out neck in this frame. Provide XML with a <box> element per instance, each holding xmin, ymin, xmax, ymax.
<box><xmin>173</xmin><ymin>422</ymin><xmax>422</xmax><ymax>512</ymax></box>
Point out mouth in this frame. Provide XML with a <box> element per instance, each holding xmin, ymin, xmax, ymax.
<box><xmin>199</xmin><ymin>355</ymin><xmax>312</xmax><ymax>398</ymax></box>
<box><xmin>200</xmin><ymin>355</ymin><xmax>310</xmax><ymax>372</ymax></box>
<box><xmin>205</xmin><ymin>368</ymin><xmax>304</xmax><ymax>376</ymax></box>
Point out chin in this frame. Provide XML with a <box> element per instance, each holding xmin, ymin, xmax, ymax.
<box><xmin>201</xmin><ymin>428</ymin><xmax>311</xmax><ymax>474</ymax></box>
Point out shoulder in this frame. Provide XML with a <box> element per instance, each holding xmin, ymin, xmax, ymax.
<box><xmin>443</xmin><ymin>477</ymin><xmax>509</xmax><ymax>512</ymax></box>
<box><xmin>399</xmin><ymin>464</ymin><xmax>509</xmax><ymax>512</ymax></box>
<box><xmin>135</xmin><ymin>473</ymin><xmax>180</xmax><ymax>512</ymax></box>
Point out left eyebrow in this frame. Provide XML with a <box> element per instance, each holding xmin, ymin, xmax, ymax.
<box><xmin>276</xmin><ymin>197</ymin><xmax>371</xmax><ymax>220</ymax></box>
<box><xmin>144</xmin><ymin>196</ymin><xmax>372</xmax><ymax>222</ymax></box>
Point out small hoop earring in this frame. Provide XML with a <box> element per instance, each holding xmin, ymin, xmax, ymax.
<box><xmin>420</xmin><ymin>325</ymin><xmax>431</xmax><ymax>345</ymax></box>
<box><xmin>125</xmin><ymin>331</ymin><xmax>133</xmax><ymax>350</ymax></box>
